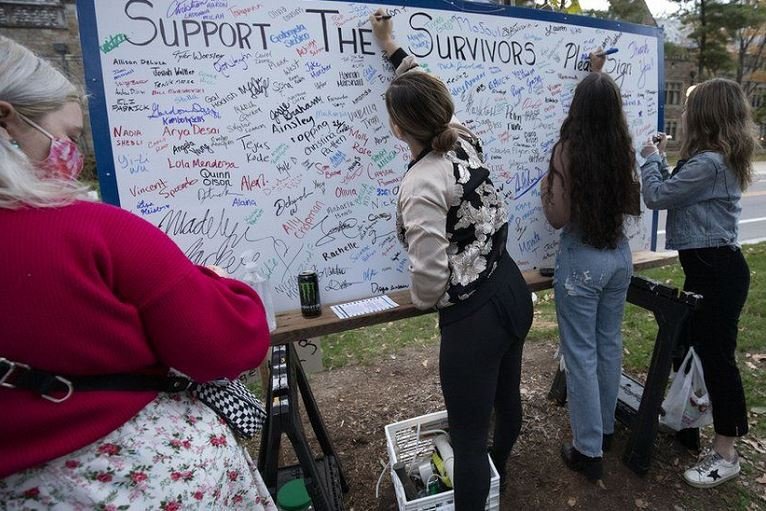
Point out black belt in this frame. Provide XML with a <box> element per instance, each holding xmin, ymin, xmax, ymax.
<box><xmin>0</xmin><ymin>357</ymin><xmax>194</xmax><ymax>403</ymax></box>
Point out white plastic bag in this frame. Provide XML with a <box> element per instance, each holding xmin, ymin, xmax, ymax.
<box><xmin>659</xmin><ymin>347</ymin><xmax>713</xmax><ymax>431</ymax></box>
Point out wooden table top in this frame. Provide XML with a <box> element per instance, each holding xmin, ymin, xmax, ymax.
<box><xmin>269</xmin><ymin>250</ymin><xmax>678</xmax><ymax>345</ymax></box>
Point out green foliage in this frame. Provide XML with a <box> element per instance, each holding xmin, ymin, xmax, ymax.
<box><xmin>581</xmin><ymin>0</ymin><xmax>651</xmax><ymax>24</ymax></box>
<box><xmin>608</xmin><ymin>0</ymin><xmax>653</xmax><ymax>24</ymax></box>
<box><xmin>723</xmin><ymin>0</ymin><xmax>766</xmax><ymax>87</ymax></box>
<box><xmin>674</xmin><ymin>0</ymin><xmax>766</xmax><ymax>83</ymax></box>
<box><xmin>682</xmin><ymin>0</ymin><xmax>735</xmax><ymax>77</ymax></box>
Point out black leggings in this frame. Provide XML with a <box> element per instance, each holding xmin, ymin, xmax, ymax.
<box><xmin>679</xmin><ymin>246</ymin><xmax>750</xmax><ymax>437</ymax></box>
<box><xmin>439</xmin><ymin>278</ymin><xmax>532</xmax><ymax>510</ymax></box>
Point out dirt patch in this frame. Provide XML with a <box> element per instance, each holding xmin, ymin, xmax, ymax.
<box><xmin>254</xmin><ymin>339</ymin><xmax>764</xmax><ymax>510</ymax></box>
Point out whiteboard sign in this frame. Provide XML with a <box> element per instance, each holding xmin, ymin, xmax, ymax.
<box><xmin>78</xmin><ymin>0</ymin><xmax>663</xmax><ymax>312</ymax></box>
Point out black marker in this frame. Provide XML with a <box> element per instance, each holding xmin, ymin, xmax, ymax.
<box><xmin>365</xmin><ymin>15</ymin><xmax>392</xmax><ymax>23</ymax></box>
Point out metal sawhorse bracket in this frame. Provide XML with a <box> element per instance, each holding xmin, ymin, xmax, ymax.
<box><xmin>258</xmin><ymin>343</ymin><xmax>349</xmax><ymax>510</ymax></box>
<box><xmin>548</xmin><ymin>275</ymin><xmax>702</xmax><ymax>475</ymax></box>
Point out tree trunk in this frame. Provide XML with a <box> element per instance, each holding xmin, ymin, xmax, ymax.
<box><xmin>698</xmin><ymin>0</ymin><xmax>706</xmax><ymax>79</ymax></box>
<box><xmin>738</xmin><ymin>38</ymin><xmax>745</xmax><ymax>84</ymax></box>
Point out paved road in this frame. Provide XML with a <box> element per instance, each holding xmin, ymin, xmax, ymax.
<box><xmin>653</xmin><ymin>161</ymin><xmax>766</xmax><ymax>249</ymax></box>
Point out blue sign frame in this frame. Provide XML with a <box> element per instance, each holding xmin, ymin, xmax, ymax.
<box><xmin>76</xmin><ymin>0</ymin><xmax>664</xmax><ymax>246</ymax></box>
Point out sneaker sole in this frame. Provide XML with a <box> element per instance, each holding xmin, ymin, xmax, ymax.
<box><xmin>682</xmin><ymin>470</ymin><xmax>739</xmax><ymax>489</ymax></box>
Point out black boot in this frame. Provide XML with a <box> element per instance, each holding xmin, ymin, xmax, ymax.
<box><xmin>602</xmin><ymin>433</ymin><xmax>614</xmax><ymax>452</ymax></box>
<box><xmin>561</xmin><ymin>442</ymin><xmax>603</xmax><ymax>482</ymax></box>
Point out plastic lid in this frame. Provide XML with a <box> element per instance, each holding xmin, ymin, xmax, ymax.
<box><xmin>276</xmin><ymin>479</ymin><xmax>312</xmax><ymax>511</ymax></box>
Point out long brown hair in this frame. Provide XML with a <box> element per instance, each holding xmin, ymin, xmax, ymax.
<box><xmin>385</xmin><ymin>72</ymin><xmax>459</xmax><ymax>153</ymax></box>
<box><xmin>681</xmin><ymin>78</ymin><xmax>758</xmax><ymax>190</ymax></box>
<box><xmin>548</xmin><ymin>72</ymin><xmax>638</xmax><ymax>249</ymax></box>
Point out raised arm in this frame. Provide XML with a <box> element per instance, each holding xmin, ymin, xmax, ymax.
<box><xmin>640</xmin><ymin>152</ymin><xmax>716</xmax><ymax>210</ymax></box>
<box><xmin>369</xmin><ymin>8</ymin><xmax>424</xmax><ymax>77</ymax></box>
<box><xmin>589</xmin><ymin>48</ymin><xmax>606</xmax><ymax>73</ymax></box>
<box><xmin>370</xmin><ymin>8</ymin><xmax>399</xmax><ymax>58</ymax></box>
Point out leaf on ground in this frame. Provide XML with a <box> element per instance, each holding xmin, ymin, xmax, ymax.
<box><xmin>567</xmin><ymin>497</ymin><xmax>577</xmax><ymax>507</ymax></box>
<box><xmin>756</xmin><ymin>473</ymin><xmax>766</xmax><ymax>485</ymax></box>
<box><xmin>746</xmin><ymin>361</ymin><xmax>758</xmax><ymax>371</ymax></box>
<box><xmin>752</xmin><ymin>353</ymin><xmax>766</xmax><ymax>363</ymax></box>
<box><xmin>635</xmin><ymin>498</ymin><xmax>649</xmax><ymax>509</ymax></box>
<box><xmin>742</xmin><ymin>438</ymin><xmax>766</xmax><ymax>454</ymax></box>
<box><xmin>421</xmin><ymin>359</ymin><xmax>428</xmax><ymax>368</ymax></box>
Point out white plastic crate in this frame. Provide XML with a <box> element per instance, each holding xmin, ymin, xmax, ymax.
<box><xmin>384</xmin><ymin>410</ymin><xmax>500</xmax><ymax>511</ymax></box>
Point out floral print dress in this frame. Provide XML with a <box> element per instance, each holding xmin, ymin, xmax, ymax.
<box><xmin>0</xmin><ymin>393</ymin><xmax>277</xmax><ymax>510</ymax></box>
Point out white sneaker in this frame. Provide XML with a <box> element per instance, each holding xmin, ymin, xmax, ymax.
<box><xmin>683</xmin><ymin>450</ymin><xmax>740</xmax><ymax>488</ymax></box>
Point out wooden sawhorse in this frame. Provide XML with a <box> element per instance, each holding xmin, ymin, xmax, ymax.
<box><xmin>258</xmin><ymin>343</ymin><xmax>349</xmax><ymax>510</ymax></box>
<box><xmin>548</xmin><ymin>275</ymin><xmax>702</xmax><ymax>474</ymax></box>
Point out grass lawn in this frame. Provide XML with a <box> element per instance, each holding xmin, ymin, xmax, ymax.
<box><xmin>320</xmin><ymin>242</ymin><xmax>766</xmax><ymax>507</ymax></box>
<box><xmin>323</xmin><ymin>243</ymin><xmax>766</xmax><ymax>428</ymax></box>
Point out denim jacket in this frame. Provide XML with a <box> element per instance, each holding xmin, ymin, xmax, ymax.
<box><xmin>640</xmin><ymin>151</ymin><xmax>741</xmax><ymax>250</ymax></box>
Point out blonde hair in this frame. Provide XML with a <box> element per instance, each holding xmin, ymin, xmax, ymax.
<box><xmin>385</xmin><ymin>72</ymin><xmax>459</xmax><ymax>153</ymax></box>
<box><xmin>681</xmin><ymin>78</ymin><xmax>759</xmax><ymax>190</ymax></box>
<box><xmin>0</xmin><ymin>35</ymin><xmax>89</xmax><ymax>209</ymax></box>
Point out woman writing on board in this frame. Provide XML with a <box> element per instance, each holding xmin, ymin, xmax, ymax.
<box><xmin>640</xmin><ymin>79</ymin><xmax>755</xmax><ymax>488</ymax></box>
<box><xmin>541</xmin><ymin>51</ymin><xmax>640</xmax><ymax>482</ymax></box>
<box><xmin>0</xmin><ymin>36</ymin><xmax>276</xmax><ymax>509</ymax></box>
<box><xmin>371</xmin><ymin>9</ymin><xmax>533</xmax><ymax>509</ymax></box>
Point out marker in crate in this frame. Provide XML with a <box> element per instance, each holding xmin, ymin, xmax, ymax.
<box><xmin>298</xmin><ymin>271</ymin><xmax>322</xmax><ymax>318</ymax></box>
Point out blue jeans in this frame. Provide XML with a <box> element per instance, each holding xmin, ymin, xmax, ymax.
<box><xmin>554</xmin><ymin>231</ymin><xmax>632</xmax><ymax>457</ymax></box>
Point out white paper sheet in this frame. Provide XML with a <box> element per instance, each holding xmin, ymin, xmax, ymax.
<box><xmin>330</xmin><ymin>295</ymin><xmax>399</xmax><ymax>319</ymax></box>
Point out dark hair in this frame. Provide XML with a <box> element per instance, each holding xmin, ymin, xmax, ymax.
<box><xmin>385</xmin><ymin>72</ymin><xmax>459</xmax><ymax>153</ymax></box>
<box><xmin>682</xmin><ymin>78</ymin><xmax>758</xmax><ymax>190</ymax></box>
<box><xmin>548</xmin><ymin>72</ymin><xmax>639</xmax><ymax>249</ymax></box>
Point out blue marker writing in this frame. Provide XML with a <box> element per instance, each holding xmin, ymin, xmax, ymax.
<box><xmin>596</xmin><ymin>48</ymin><xmax>619</xmax><ymax>57</ymax></box>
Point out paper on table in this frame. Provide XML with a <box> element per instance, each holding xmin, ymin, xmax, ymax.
<box><xmin>330</xmin><ymin>295</ymin><xmax>399</xmax><ymax>319</ymax></box>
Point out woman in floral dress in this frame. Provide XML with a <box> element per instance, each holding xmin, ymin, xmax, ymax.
<box><xmin>0</xmin><ymin>35</ymin><xmax>276</xmax><ymax>510</ymax></box>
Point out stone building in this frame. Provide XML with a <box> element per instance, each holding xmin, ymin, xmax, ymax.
<box><xmin>0</xmin><ymin>0</ymin><xmax>92</xmax><ymax>152</ymax></box>
<box><xmin>661</xmin><ymin>54</ymin><xmax>697</xmax><ymax>152</ymax></box>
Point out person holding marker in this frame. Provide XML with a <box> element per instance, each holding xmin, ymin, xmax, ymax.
<box><xmin>0</xmin><ymin>36</ymin><xmax>276</xmax><ymax>509</ymax></box>
<box><xmin>640</xmin><ymin>79</ymin><xmax>756</xmax><ymax>488</ymax></box>
<box><xmin>370</xmin><ymin>8</ymin><xmax>533</xmax><ymax>509</ymax></box>
<box><xmin>598</xmin><ymin>48</ymin><xmax>619</xmax><ymax>57</ymax></box>
<box><xmin>542</xmin><ymin>48</ymin><xmax>640</xmax><ymax>482</ymax></box>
